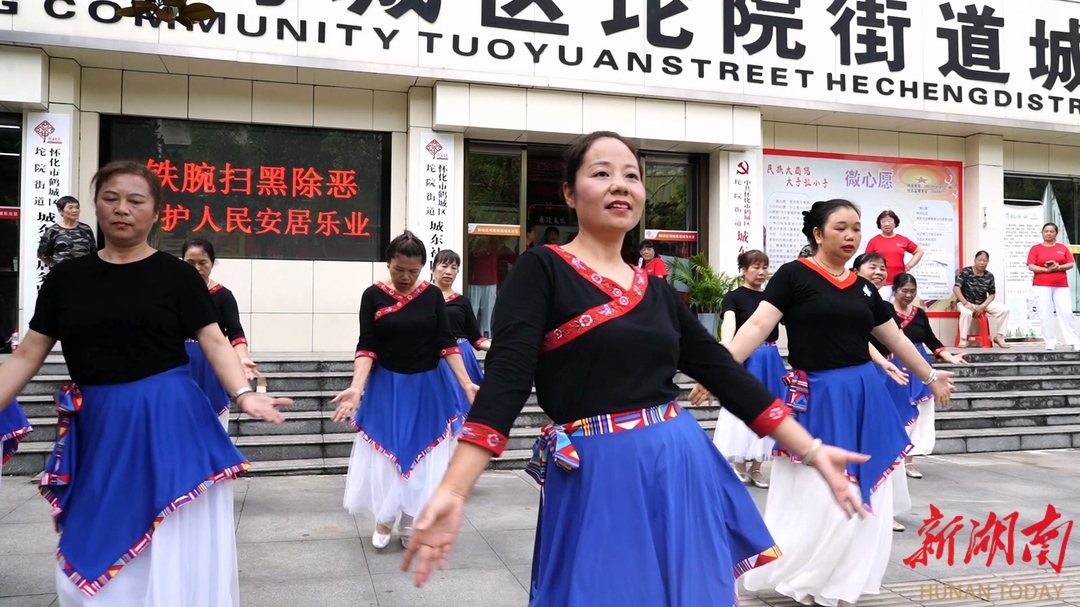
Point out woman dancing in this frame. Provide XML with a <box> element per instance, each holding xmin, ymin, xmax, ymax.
<box><xmin>403</xmin><ymin>132</ymin><xmax>869</xmax><ymax>607</ymax></box>
<box><xmin>181</xmin><ymin>238</ymin><xmax>258</xmax><ymax>428</ymax></box>
<box><xmin>432</xmin><ymin>249</ymin><xmax>490</xmax><ymax>387</ymax></box>
<box><xmin>733</xmin><ymin>199</ymin><xmax>954</xmax><ymax>606</ymax></box>
<box><xmin>891</xmin><ymin>273</ymin><xmax>966</xmax><ymax>480</ymax></box>
<box><xmin>331</xmin><ymin>232</ymin><xmax>477</xmax><ymax>551</ymax></box>
<box><xmin>0</xmin><ymin>160</ymin><xmax>288</xmax><ymax>606</ymax></box>
<box><xmin>708</xmin><ymin>249</ymin><xmax>786</xmax><ymax>488</ymax></box>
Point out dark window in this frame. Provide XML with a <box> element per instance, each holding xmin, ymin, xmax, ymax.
<box><xmin>100</xmin><ymin>116</ymin><xmax>391</xmax><ymax>262</ymax></box>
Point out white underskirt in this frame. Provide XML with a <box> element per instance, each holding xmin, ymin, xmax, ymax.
<box><xmin>219</xmin><ymin>410</ymin><xmax>229</xmax><ymax>432</ymax></box>
<box><xmin>892</xmin><ymin>463</ymin><xmax>911</xmax><ymax>515</ymax></box>
<box><xmin>56</xmin><ymin>480</ymin><xmax>239</xmax><ymax>607</ymax></box>
<box><xmin>712</xmin><ymin>408</ymin><xmax>774</xmax><ymax>462</ymax></box>
<box><xmin>907</xmin><ymin>402</ymin><xmax>936</xmax><ymax>456</ymax></box>
<box><xmin>343</xmin><ymin>434</ymin><xmax>455</xmax><ymax>528</ymax></box>
<box><xmin>741</xmin><ymin>459</ymin><xmax>895</xmax><ymax>606</ymax></box>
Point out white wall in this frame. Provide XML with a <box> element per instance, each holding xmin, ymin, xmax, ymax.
<box><xmin>22</xmin><ymin>53</ymin><xmax>411</xmax><ymax>352</ymax></box>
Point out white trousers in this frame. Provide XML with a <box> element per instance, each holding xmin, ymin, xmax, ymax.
<box><xmin>957</xmin><ymin>301</ymin><xmax>1010</xmax><ymax>339</ymax></box>
<box><xmin>468</xmin><ymin>284</ymin><xmax>497</xmax><ymax>337</ymax></box>
<box><xmin>1036</xmin><ymin>286</ymin><xmax>1080</xmax><ymax>348</ymax></box>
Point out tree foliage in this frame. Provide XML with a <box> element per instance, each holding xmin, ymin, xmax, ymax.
<box><xmin>115</xmin><ymin>1</ymin><xmax>217</xmax><ymax>27</ymax></box>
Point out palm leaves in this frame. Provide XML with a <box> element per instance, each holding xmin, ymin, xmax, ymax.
<box><xmin>666</xmin><ymin>253</ymin><xmax>738</xmax><ymax>314</ymax></box>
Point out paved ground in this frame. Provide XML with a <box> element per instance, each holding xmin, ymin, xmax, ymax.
<box><xmin>2</xmin><ymin>450</ymin><xmax>1079</xmax><ymax>606</ymax></box>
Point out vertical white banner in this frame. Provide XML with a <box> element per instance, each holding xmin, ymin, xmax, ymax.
<box><xmin>20</xmin><ymin>112</ymin><xmax>72</xmax><ymax>333</ymax></box>
<box><xmin>412</xmin><ymin>132</ymin><xmax>461</xmax><ymax>279</ymax></box>
<box><xmin>1003</xmin><ymin>203</ymin><xmax>1044</xmax><ymax>339</ymax></box>
<box><xmin>723</xmin><ymin>151</ymin><xmax>763</xmax><ymax>276</ymax></box>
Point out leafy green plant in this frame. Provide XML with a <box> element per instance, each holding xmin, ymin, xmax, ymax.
<box><xmin>666</xmin><ymin>253</ymin><xmax>739</xmax><ymax>314</ymax></box>
<box><xmin>115</xmin><ymin>1</ymin><xmax>216</xmax><ymax>26</ymax></box>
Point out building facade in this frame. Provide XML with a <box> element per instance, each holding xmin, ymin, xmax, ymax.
<box><xmin>0</xmin><ymin>1</ymin><xmax>1078</xmax><ymax>351</ymax></box>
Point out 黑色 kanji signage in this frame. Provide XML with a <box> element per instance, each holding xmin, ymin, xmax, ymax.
<box><xmin>102</xmin><ymin>116</ymin><xmax>390</xmax><ymax>262</ymax></box>
<box><xmin>7</xmin><ymin>2</ymin><xmax>1080</xmax><ymax>128</ymax></box>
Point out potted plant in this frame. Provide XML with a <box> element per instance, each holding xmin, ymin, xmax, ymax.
<box><xmin>666</xmin><ymin>253</ymin><xmax>739</xmax><ymax>339</ymax></box>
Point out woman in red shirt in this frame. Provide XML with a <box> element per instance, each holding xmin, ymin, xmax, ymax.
<box><xmin>1027</xmin><ymin>222</ymin><xmax>1080</xmax><ymax>350</ymax></box>
<box><xmin>865</xmin><ymin>210</ymin><xmax>924</xmax><ymax>300</ymax></box>
<box><xmin>637</xmin><ymin>240</ymin><xmax>668</xmax><ymax>277</ymax></box>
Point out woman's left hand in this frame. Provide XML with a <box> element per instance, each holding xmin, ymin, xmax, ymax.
<box><xmin>688</xmin><ymin>383</ymin><xmax>714</xmax><ymax>407</ymax></box>
<box><xmin>237</xmin><ymin>393</ymin><xmax>290</xmax><ymax>423</ymax></box>
<box><xmin>807</xmin><ymin>445</ymin><xmax>871</xmax><ymax>519</ymax></box>
<box><xmin>944</xmin><ymin>352</ymin><xmax>967</xmax><ymax>365</ymax></box>
<box><xmin>240</xmin><ymin>357</ymin><xmax>259</xmax><ymax>381</ymax></box>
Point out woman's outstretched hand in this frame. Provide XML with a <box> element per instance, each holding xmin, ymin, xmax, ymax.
<box><xmin>402</xmin><ymin>488</ymin><xmax>468</xmax><ymax>587</ymax></box>
<box><xmin>806</xmin><ymin>445</ymin><xmax>871</xmax><ymax>518</ymax></box>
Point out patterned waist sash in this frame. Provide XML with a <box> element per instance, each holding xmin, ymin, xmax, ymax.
<box><xmin>782</xmin><ymin>370</ymin><xmax>809</xmax><ymax>412</ymax></box>
<box><xmin>525</xmin><ymin>401</ymin><xmax>681</xmax><ymax>486</ymax></box>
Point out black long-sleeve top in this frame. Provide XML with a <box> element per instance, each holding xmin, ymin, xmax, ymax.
<box><xmin>459</xmin><ymin>246</ymin><xmax>787</xmax><ymax>455</ymax></box>
<box><xmin>209</xmin><ymin>284</ymin><xmax>246</xmax><ymax>346</ymax></box>
<box><xmin>354</xmin><ymin>281</ymin><xmax>459</xmax><ymax>374</ymax></box>
<box><xmin>895</xmin><ymin>306</ymin><xmax>947</xmax><ymax>357</ymax></box>
<box><xmin>445</xmin><ymin>293</ymin><xmax>488</xmax><ymax>349</ymax></box>
<box><xmin>721</xmin><ymin>286</ymin><xmax>779</xmax><ymax>342</ymax></box>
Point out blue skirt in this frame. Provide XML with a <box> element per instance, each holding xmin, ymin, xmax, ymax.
<box><xmin>895</xmin><ymin>344</ymin><xmax>934</xmax><ymax>407</ymax></box>
<box><xmin>457</xmin><ymin>338</ymin><xmax>485</xmax><ymax>385</ymax></box>
<box><xmin>876</xmin><ymin>365</ymin><xmax>919</xmax><ymax>427</ymax></box>
<box><xmin>185</xmin><ymin>340</ymin><xmax>230</xmax><ymax>415</ymax></box>
<box><xmin>39</xmin><ymin>366</ymin><xmax>248</xmax><ymax>596</ymax></box>
<box><xmin>745</xmin><ymin>343</ymin><xmax>788</xmax><ymax>400</ymax></box>
<box><xmin>0</xmin><ymin>400</ymin><xmax>31</xmax><ymax>464</ymax></box>
<box><xmin>352</xmin><ymin>363</ymin><xmax>467</xmax><ymax>478</ymax></box>
<box><xmin>529</xmin><ymin>405</ymin><xmax>778</xmax><ymax>606</ymax></box>
<box><xmin>778</xmin><ymin>362</ymin><xmax>911</xmax><ymax>509</ymax></box>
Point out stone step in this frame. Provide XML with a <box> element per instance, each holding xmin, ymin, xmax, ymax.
<box><xmin>950</xmin><ymin>389</ymin><xmax>1080</xmax><ymax>411</ymax></box>
<box><xmin>940</xmin><ymin>360</ymin><xmax>1080</xmax><ymax>378</ymax></box>
<box><xmin>951</xmin><ymin>375</ymin><xmax>1080</xmax><ymax>393</ymax></box>
<box><xmin>936</xmin><ymin>407</ymin><xmax>1080</xmax><ymax>430</ymax></box>
<box><xmin>934</xmin><ymin>424</ymin><xmax>1080</xmax><ymax>454</ymax></box>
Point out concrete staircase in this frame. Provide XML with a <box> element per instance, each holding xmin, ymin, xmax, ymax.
<box><xmin>5</xmin><ymin>347</ymin><xmax>1080</xmax><ymax>477</ymax></box>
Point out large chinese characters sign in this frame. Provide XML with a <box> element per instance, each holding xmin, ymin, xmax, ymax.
<box><xmin>7</xmin><ymin>2</ymin><xmax>1080</xmax><ymax>127</ymax></box>
<box><xmin>103</xmin><ymin>117</ymin><xmax>390</xmax><ymax>261</ymax></box>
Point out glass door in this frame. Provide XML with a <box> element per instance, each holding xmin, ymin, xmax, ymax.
<box><xmin>0</xmin><ymin>114</ymin><xmax>20</xmax><ymax>350</ymax></box>
<box><xmin>465</xmin><ymin>146</ymin><xmax>524</xmax><ymax>337</ymax></box>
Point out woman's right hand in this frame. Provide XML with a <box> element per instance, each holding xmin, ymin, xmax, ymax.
<box><xmin>930</xmin><ymin>370</ymin><xmax>955</xmax><ymax>409</ymax></box>
<box><xmin>807</xmin><ymin>445</ymin><xmax>871</xmax><ymax>519</ymax></box>
<box><xmin>688</xmin><ymin>383</ymin><xmax>714</xmax><ymax>407</ymax></box>
<box><xmin>402</xmin><ymin>487</ymin><xmax>468</xmax><ymax>587</ymax></box>
<box><xmin>881</xmin><ymin>362</ymin><xmax>909</xmax><ymax>386</ymax></box>
<box><xmin>330</xmin><ymin>387</ymin><xmax>362</xmax><ymax>423</ymax></box>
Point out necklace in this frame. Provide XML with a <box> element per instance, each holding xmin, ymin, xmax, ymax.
<box><xmin>811</xmin><ymin>256</ymin><xmax>846</xmax><ymax>278</ymax></box>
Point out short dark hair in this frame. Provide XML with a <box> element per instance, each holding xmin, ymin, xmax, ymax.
<box><xmin>1043</xmin><ymin>222</ymin><xmax>1059</xmax><ymax>233</ymax></box>
<box><xmin>975</xmin><ymin>250</ymin><xmax>989</xmax><ymax>261</ymax></box>
<box><xmin>181</xmin><ymin>238</ymin><xmax>216</xmax><ymax>263</ymax></box>
<box><xmin>385</xmin><ymin>230</ymin><xmax>427</xmax><ymax>264</ymax></box>
<box><xmin>563</xmin><ymin>131</ymin><xmax>641</xmax><ymax>192</ymax></box>
<box><xmin>801</xmin><ymin>199</ymin><xmax>861</xmax><ymax>252</ymax></box>
<box><xmin>432</xmin><ymin>249</ymin><xmax>461</xmax><ymax>268</ymax></box>
<box><xmin>639</xmin><ymin>240</ymin><xmax>656</xmax><ymax>251</ymax></box>
<box><xmin>55</xmin><ymin>196</ymin><xmax>79</xmax><ymax>213</ymax></box>
<box><xmin>737</xmin><ymin>249</ymin><xmax>769</xmax><ymax>269</ymax></box>
<box><xmin>851</xmin><ymin>252</ymin><xmax>887</xmax><ymax>271</ymax></box>
<box><xmin>876</xmin><ymin>210</ymin><xmax>900</xmax><ymax>229</ymax></box>
<box><xmin>91</xmin><ymin>160</ymin><xmax>165</xmax><ymax>214</ymax></box>
<box><xmin>893</xmin><ymin>272</ymin><xmax>917</xmax><ymax>291</ymax></box>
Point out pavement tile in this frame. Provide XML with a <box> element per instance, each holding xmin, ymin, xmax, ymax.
<box><xmin>237</xmin><ymin>538</ymin><xmax>367</xmax><ymax>581</ymax></box>
<box><xmin>370</xmin><ymin>567</ymin><xmax>529</xmax><ymax>607</ymax></box>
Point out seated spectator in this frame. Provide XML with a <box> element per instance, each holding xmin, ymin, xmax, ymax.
<box><xmin>954</xmin><ymin>250</ymin><xmax>1010</xmax><ymax>348</ymax></box>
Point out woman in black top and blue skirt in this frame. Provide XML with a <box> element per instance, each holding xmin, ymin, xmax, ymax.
<box><xmin>0</xmin><ymin>161</ymin><xmax>289</xmax><ymax>606</ymax></box>
<box><xmin>734</xmin><ymin>199</ymin><xmax>955</xmax><ymax>606</ymax></box>
<box><xmin>181</xmin><ymin>239</ymin><xmax>258</xmax><ymax>429</ymax></box>
<box><xmin>331</xmin><ymin>233</ymin><xmax>477</xmax><ymax>551</ymax></box>
<box><xmin>404</xmin><ymin>133</ymin><xmax>871</xmax><ymax>607</ymax></box>
<box><xmin>891</xmin><ymin>273</ymin><xmax>966</xmax><ymax>479</ymax></box>
<box><xmin>708</xmin><ymin>249</ymin><xmax>786</xmax><ymax>488</ymax></box>
<box><xmin>432</xmin><ymin>249</ymin><xmax>490</xmax><ymax>386</ymax></box>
